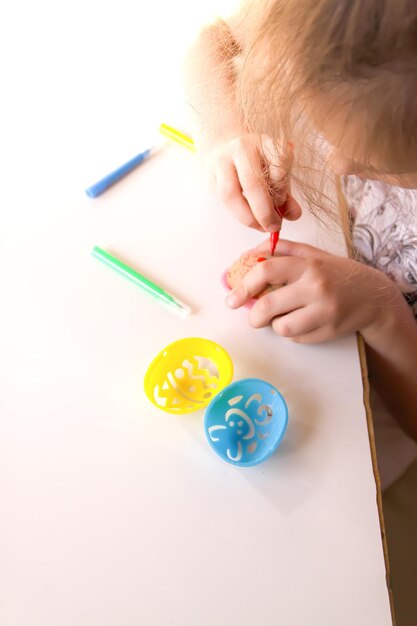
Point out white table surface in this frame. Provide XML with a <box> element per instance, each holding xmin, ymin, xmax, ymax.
<box><xmin>1</xmin><ymin>2</ymin><xmax>392</xmax><ymax>625</ymax></box>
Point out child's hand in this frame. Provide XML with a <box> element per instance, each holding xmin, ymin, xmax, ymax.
<box><xmin>204</xmin><ymin>135</ymin><xmax>301</xmax><ymax>231</ymax></box>
<box><xmin>226</xmin><ymin>239</ymin><xmax>401</xmax><ymax>343</ymax></box>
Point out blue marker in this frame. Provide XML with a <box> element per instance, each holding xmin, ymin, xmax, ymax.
<box><xmin>85</xmin><ymin>146</ymin><xmax>157</xmax><ymax>197</ymax></box>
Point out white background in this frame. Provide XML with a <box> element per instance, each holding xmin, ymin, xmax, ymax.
<box><xmin>0</xmin><ymin>2</ymin><xmax>392</xmax><ymax>625</ymax></box>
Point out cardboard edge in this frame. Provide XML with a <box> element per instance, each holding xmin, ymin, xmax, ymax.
<box><xmin>337</xmin><ymin>176</ymin><xmax>396</xmax><ymax>626</ymax></box>
<box><xmin>356</xmin><ymin>334</ymin><xmax>396</xmax><ymax>626</ymax></box>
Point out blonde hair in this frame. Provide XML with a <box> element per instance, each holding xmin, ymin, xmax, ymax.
<box><xmin>236</xmin><ymin>0</ymin><xmax>417</xmax><ymax>224</ymax></box>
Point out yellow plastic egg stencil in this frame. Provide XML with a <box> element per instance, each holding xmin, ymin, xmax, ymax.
<box><xmin>144</xmin><ymin>338</ymin><xmax>234</xmax><ymax>414</ymax></box>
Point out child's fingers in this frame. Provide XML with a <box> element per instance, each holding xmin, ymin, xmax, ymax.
<box><xmin>271</xmin><ymin>305</ymin><xmax>321</xmax><ymax>338</ymax></box>
<box><xmin>279</xmin><ymin>196</ymin><xmax>302</xmax><ymax>221</ymax></box>
<box><xmin>234</xmin><ymin>145</ymin><xmax>281</xmax><ymax>232</ymax></box>
<box><xmin>216</xmin><ymin>162</ymin><xmax>263</xmax><ymax>230</ymax></box>
<box><xmin>276</xmin><ymin>323</ymin><xmax>335</xmax><ymax>344</ymax></box>
<box><xmin>275</xmin><ymin>239</ymin><xmax>328</xmax><ymax>258</ymax></box>
<box><xmin>256</xmin><ymin>238</ymin><xmax>272</xmax><ymax>252</ymax></box>
<box><xmin>248</xmin><ymin>284</ymin><xmax>307</xmax><ymax>328</ymax></box>
<box><xmin>226</xmin><ymin>256</ymin><xmax>304</xmax><ymax>308</ymax></box>
<box><xmin>239</xmin><ymin>240</ymin><xmax>270</xmax><ymax>257</ymax></box>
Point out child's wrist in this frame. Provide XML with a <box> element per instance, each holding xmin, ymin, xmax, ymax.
<box><xmin>362</xmin><ymin>283</ymin><xmax>412</xmax><ymax>345</ymax></box>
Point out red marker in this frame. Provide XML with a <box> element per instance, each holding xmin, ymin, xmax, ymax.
<box><xmin>270</xmin><ymin>199</ymin><xmax>287</xmax><ymax>255</ymax></box>
<box><xmin>270</xmin><ymin>230</ymin><xmax>280</xmax><ymax>256</ymax></box>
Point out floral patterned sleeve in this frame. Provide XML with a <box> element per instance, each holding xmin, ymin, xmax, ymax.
<box><xmin>342</xmin><ymin>175</ymin><xmax>417</xmax><ymax>321</ymax></box>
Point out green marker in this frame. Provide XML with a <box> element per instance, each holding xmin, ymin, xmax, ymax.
<box><xmin>92</xmin><ymin>246</ymin><xmax>191</xmax><ymax>317</ymax></box>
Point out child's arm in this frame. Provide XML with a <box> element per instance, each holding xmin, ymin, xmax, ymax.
<box><xmin>364</xmin><ymin>304</ymin><xmax>417</xmax><ymax>442</ymax></box>
<box><xmin>226</xmin><ymin>239</ymin><xmax>417</xmax><ymax>440</ymax></box>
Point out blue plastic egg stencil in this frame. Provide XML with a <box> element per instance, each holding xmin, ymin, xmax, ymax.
<box><xmin>204</xmin><ymin>378</ymin><xmax>288</xmax><ymax>467</ymax></box>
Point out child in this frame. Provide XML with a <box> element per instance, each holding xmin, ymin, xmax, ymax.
<box><xmin>184</xmin><ymin>0</ymin><xmax>417</xmax><ymax>622</ymax></box>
